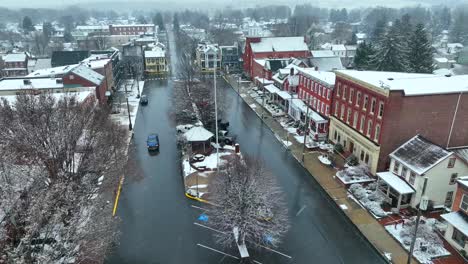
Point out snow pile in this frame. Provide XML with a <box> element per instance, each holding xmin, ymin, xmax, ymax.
<box><xmin>182</xmin><ymin>159</ymin><xmax>195</xmax><ymax>177</ymax></box>
<box><xmin>385</xmin><ymin>217</ymin><xmax>450</xmax><ymax>264</ymax></box>
<box><xmin>337</xmin><ymin>165</ymin><xmax>374</xmax><ymax>184</ymax></box>
<box><xmin>348</xmin><ymin>183</ymin><xmax>389</xmax><ymax>218</ymax></box>
<box><xmin>192</xmin><ymin>152</ymin><xmax>231</xmax><ymax>170</ymax></box>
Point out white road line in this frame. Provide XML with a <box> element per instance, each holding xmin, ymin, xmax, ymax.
<box><xmin>196</xmin><ymin>243</ymin><xmax>239</xmax><ymax>259</ymax></box>
<box><xmin>296</xmin><ymin>205</ymin><xmax>307</xmax><ymax>216</ymax></box>
<box><xmin>252</xmin><ymin>260</ymin><xmax>263</xmax><ymax>264</ymax></box>
<box><xmin>258</xmin><ymin>244</ymin><xmax>292</xmax><ymax>259</ymax></box>
<box><xmin>191</xmin><ymin>205</ymin><xmax>208</xmax><ymax>211</ymax></box>
<box><xmin>194</xmin><ymin>222</ymin><xmax>226</xmax><ymax>234</ymax></box>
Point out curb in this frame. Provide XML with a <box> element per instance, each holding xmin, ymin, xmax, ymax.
<box><xmin>223</xmin><ymin>75</ymin><xmax>393</xmax><ymax>264</ymax></box>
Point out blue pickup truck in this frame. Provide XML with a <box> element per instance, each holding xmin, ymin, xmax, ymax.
<box><xmin>147</xmin><ymin>133</ymin><xmax>160</xmax><ymax>151</ymax></box>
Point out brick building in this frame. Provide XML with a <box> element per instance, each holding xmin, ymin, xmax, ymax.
<box><xmin>442</xmin><ymin>176</ymin><xmax>468</xmax><ymax>253</ymax></box>
<box><xmin>109</xmin><ymin>24</ymin><xmax>155</xmax><ymax>36</ymax></box>
<box><xmin>328</xmin><ymin>70</ymin><xmax>468</xmax><ymax>173</ymax></box>
<box><xmin>2</xmin><ymin>53</ymin><xmax>29</xmax><ymax>77</ymax></box>
<box><xmin>243</xmin><ymin>37</ymin><xmax>309</xmax><ymax>79</ymax></box>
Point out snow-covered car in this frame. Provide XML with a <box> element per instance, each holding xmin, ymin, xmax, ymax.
<box><xmin>176</xmin><ymin>124</ymin><xmax>194</xmax><ymax>133</ymax></box>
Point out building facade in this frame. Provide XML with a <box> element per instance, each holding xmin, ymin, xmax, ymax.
<box><xmin>328</xmin><ymin>70</ymin><xmax>468</xmax><ymax>173</ymax></box>
<box><xmin>220</xmin><ymin>45</ymin><xmax>239</xmax><ymax>73</ymax></box>
<box><xmin>144</xmin><ymin>48</ymin><xmax>168</xmax><ymax>74</ymax></box>
<box><xmin>2</xmin><ymin>53</ymin><xmax>29</xmax><ymax>77</ymax></box>
<box><xmin>442</xmin><ymin>177</ymin><xmax>468</xmax><ymax>253</ymax></box>
<box><xmin>109</xmin><ymin>24</ymin><xmax>155</xmax><ymax>36</ymax></box>
<box><xmin>196</xmin><ymin>43</ymin><xmax>221</xmax><ymax>73</ymax></box>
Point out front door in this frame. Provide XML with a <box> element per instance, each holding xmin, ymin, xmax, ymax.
<box><xmin>349</xmin><ymin>140</ymin><xmax>354</xmax><ymax>153</ymax></box>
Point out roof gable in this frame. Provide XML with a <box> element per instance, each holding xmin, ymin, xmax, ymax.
<box><xmin>390</xmin><ymin>135</ymin><xmax>452</xmax><ymax>175</ymax></box>
<box><xmin>69</xmin><ymin>65</ymin><xmax>104</xmax><ymax>86</ymax></box>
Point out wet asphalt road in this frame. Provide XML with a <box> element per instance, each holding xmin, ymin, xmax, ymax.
<box><xmin>106</xmin><ymin>29</ymin><xmax>387</xmax><ymax>264</ymax></box>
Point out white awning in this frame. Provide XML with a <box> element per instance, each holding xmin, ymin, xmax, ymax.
<box><xmin>377</xmin><ymin>172</ymin><xmax>415</xmax><ymax>194</ymax></box>
<box><xmin>291</xmin><ymin>99</ymin><xmax>326</xmax><ymax>123</ymax></box>
<box><xmin>276</xmin><ymin>90</ymin><xmax>292</xmax><ymax>100</ymax></box>
<box><xmin>441</xmin><ymin>211</ymin><xmax>468</xmax><ymax>236</ymax></box>
<box><xmin>264</xmin><ymin>84</ymin><xmax>280</xmax><ymax>94</ymax></box>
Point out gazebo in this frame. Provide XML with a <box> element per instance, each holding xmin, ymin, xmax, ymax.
<box><xmin>184</xmin><ymin>126</ymin><xmax>214</xmax><ymax>154</ymax></box>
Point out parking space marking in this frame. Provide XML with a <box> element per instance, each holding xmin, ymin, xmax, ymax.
<box><xmin>197</xmin><ymin>243</ymin><xmax>239</xmax><ymax>259</ymax></box>
<box><xmin>191</xmin><ymin>204</ymin><xmax>208</xmax><ymax>211</ymax></box>
<box><xmin>295</xmin><ymin>205</ymin><xmax>307</xmax><ymax>216</ymax></box>
<box><xmin>194</xmin><ymin>222</ymin><xmax>226</xmax><ymax>234</ymax></box>
<box><xmin>257</xmin><ymin>244</ymin><xmax>292</xmax><ymax>259</ymax></box>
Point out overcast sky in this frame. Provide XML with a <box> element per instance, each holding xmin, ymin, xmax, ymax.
<box><xmin>0</xmin><ymin>0</ymin><xmax>453</xmax><ymax>9</ymax></box>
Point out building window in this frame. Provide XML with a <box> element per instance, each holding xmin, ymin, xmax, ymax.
<box><xmin>378</xmin><ymin>102</ymin><xmax>384</xmax><ymax>118</ymax></box>
<box><xmin>353</xmin><ymin>112</ymin><xmax>358</xmax><ymax>128</ymax></box>
<box><xmin>401</xmin><ymin>166</ymin><xmax>407</xmax><ymax>178</ymax></box>
<box><xmin>393</xmin><ymin>161</ymin><xmax>400</xmax><ymax>174</ymax></box>
<box><xmin>326</xmin><ymin>105</ymin><xmax>330</xmax><ymax>116</ymax></box>
<box><xmin>360</xmin><ymin>150</ymin><xmax>365</xmax><ymax>161</ymax></box>
<box><xmin>409</xmin><ymin>172</ymin><xmax>416</xmax><ymax>185</ymax></box>
<box><xmin>335</xmin><ymin>102</ymin><xmax>339</xmax><ymax>116</ymax></box>
<box><xmin>365</xmin><ymin>153</ymin><xmax>370</xmax><ymax>164</ymax></box>
<box><xmin>461</xmin><ymin>194</ymin><xmax>468</xmax><ymax>211</ymax></box>
<box><xmin>349</xmin><ymin>88</ymin><xmax>354</xmax><ymax>103</ymax></box>
<box><xmin>363</xmin><ymin>95</ymin><xmax>368</xmax><ymax>110</ymax></box>
<box><xmin>343</xmin><ymin>85</ymin><xmax>347</xmax><ymax>100</ymax></box>
<box><xmin>445</xmin><ymin>191</ymin><xmax>454</xmax><ymax>208</ymax></box>
<box><xmin>314</xmin><ymin>83</ymin><xmax>318</xmax><ymax>91</ymax></box>
<box><xmin>360</xmin><ymin>115</ymin><xmax>365</xmax><ymax>132</ymax></box>
<box><xmin>366</xmin><ymin>120</ymin><xmax>372</xmax><ymax>137</ymax></box>
<box><xmin>327</xmin><ymin>89</ymin><xmax>331</xmax><ymax>100</ymax></box>
<box><xmin>452</xmin><ymin>227</ymin><xmax>467</xmax><ymax>247</ymax></box>
<box><xmin>449</xmin><ymin>173</ymin><xmax>458</xmax><ymax>185</ymax></box>
<box><xmin>318</xmin><ymin>86</ymin><xmax>322</xmax><ymax>96</ymax></box>
<box><xmin>313</xmin><ymin>98</ymin><xmax>317</xmax><ymax>109</ymax></box>
<box><xmin>370</xmin><ymin>98</ymin><xmax>376</xmax><ymax>114</ymax></box>
<box><xmin>334</xmin><ymin>130</ymin><xmax>338</xmax><ymax>140</ymax></box>
<box><xmin>346</xmin><ymin>108</ymin><xmax>352</xmax><ymax>124</ymax></box>
<box><xmin>374</xmin><ymin>124</ymin><xmax>380</xmax><ymax>143</ymax></box>
<box><xmin>448</xmin><ymin>157</ymin><xmax>456</xmax><ymax>168</ymax></box>
<box><xmin>337</xmin><ymin>83</ymin><xmax>341</xmax><ymax>97</ymax></box>
<box><xmin>340</xmin><ymin>104</ymin><xmax>345</xmax><ymax>120</ymax></box>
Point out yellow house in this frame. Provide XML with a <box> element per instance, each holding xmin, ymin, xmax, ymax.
<box><xmin>144</xmin><ymin>48</ymin><xmax>168</xmax><ymax>74</ymax></box>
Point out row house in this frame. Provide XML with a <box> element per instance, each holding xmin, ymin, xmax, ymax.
<box><xmin>109</xmin><ymin>24</ymin><xmax>155</xmax><ymax>36</ymax></box>
<box><xmin>442</xmin><ymin>176</ymin><xmax>468</xmax><ymax>254</ymax></box>
<box><xmin>2</xmin><ymin>53</ymin><xmax>29</xmax><ymax>77</ymax></box>
<box><xmin>196</xmin><ymin>43</ymin><xmax>221</xmax><ymax>73</ymax></box>
<box><xmin>243</xmin><ymin>36</ymin><xmax>309</xmax><ymax>79</ymax></box>
<box><xmin>220</xmin><ymin>45</ymin><xmax>240</xmax><ymax>73</ymax></box>
<box><xmin>144</xmin><ymin>48</ymin><xmax>168</xmax><ymax>74</ymax></box>
<box><xmin>295</xmin><ymin>68</ymin><xmax>335</xmax><ymax>141</ymax></box>
<box><xmin>376</xmin><ymin>135</ymin><xmax>468</xmax><ymax>212</ymax></box>
<box><xmin>329</xmin><ymin>70</ymin><xmax>468</xmax><ymax>174</ymax></box>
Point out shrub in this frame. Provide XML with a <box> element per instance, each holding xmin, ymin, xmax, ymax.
<box><xmin>334</xmin><ymin>143</ymin><xmax>344</xmax><ymax>153</ymax></box>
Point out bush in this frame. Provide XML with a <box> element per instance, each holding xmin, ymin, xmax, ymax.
<box><xmin>334</xmin><ymin>143</ymin><xmax>344</xmax><ymax>153</ymax></box>
<box><xmin>347</xmin><ymin>155</ymin><xmax>359</xmax><ymax>166</ymax></box>
<box><xmin>349</xmin><ymin>183</ymin><xmax>367</xmax><ymax>199</ymax></box>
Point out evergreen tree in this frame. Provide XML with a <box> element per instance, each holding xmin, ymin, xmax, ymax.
<box><xmin>22</xmin><ymin>16</ymin><xmax>34</xmax><ymax>33</ymax></box>
<box><xmin>42</xmin><ymin>22</ymin><xmax>54</xmax><ymax>40</ymax></box>
<box><xmin>408</xmin><ymin>23</ymin><xmax>433</xmax><ymax>73</ymax></box>
<box><xmin>173</xmin><ymin>13</ymin><xmax>180</xmax><ymax>32</ymax></box>
<box><xmin>354</xmin><ymin>42</ymin><xmax>376</xmax><ymax>70</ymax></box>
<box><xmin>63</xmin><ymin>31</ymin><xmax>74</xmax><ymax>42</ymax></box>
<box><xmin>371</xmin><ymin>25</ymin><xmax>408</xmax><ymax>72</ymax></box>
<box><xmin>153</xmin><ymin>13</ymin><xmax>165</xmax><ymax>31</ymax></box>
<box><xmin>451</xmin><ymin>11</ymin><xmax>468</xmax><ymax>44</ymax></box>
<box><xmin>372</xmin><ymin>19</ymin><xmax>386</xmax><ymax>43</ymax></box>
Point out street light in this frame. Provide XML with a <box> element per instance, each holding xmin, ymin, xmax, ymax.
<box><xmin>407</xmin><ymin>177</ymin><xmax>429</xmax><ymax>264</ymax></box>
<box><xmin>301</xmin><ymin>98</ymin><xmax>310</xmax><ymax>163</ymax></box>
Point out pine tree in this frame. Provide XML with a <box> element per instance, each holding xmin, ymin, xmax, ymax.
<box><xmin>173</xmin><ymin>13</ymin><xmax>180</xmax><ymax>32</ymax></box>
<box><xmin>153</xmin><ymin>13</ymin><xmax>165</xmax><ymax>31</ymax></box>
<box><xmin>408</xmin><ymin>24</ymin><xmax>433</xmax><ymax>73</ymax></box>
<box><xmin>22</xmin><ymin>16</ymin><xmax>34</xmax><ymax>33</ymax></box>
<box><xmin>372</xmin><ymin>19</ymin><xmax>386</xmax><ymax>43</ymax></box>
<box><xmin>371</xmin><ymin>25</ymin><xmax>408</xmax><ymax>72</ymax></box>
<box><xmin>354</xmin><ymin>42</ymin><xmax>376</xmax><ymax>70</ymax></box>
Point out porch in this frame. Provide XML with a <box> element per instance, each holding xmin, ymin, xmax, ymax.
<box><xmin>376</xmin><ymin>171</ymin><xmax>415</xmax><ymax>212</ymax></box>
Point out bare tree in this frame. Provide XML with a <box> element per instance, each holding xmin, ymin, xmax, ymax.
<box><xmin>0</xmin><ymin>92</ymin><xmax>127</xmax><ymax>263</ymax></box>
<box><xmin>92</xmin><ymin>34</ymin><xmax>109</xmax><ymax>50</ymax></box>
<box><xmin>209</xmin><ymin>155</ymin><xmax>289</xmax><ymax>250</ymax></box>
<box><xmin>191</xmin><ymin>80</ymin><xmax>228</xmax><ymax>133</ymax></box>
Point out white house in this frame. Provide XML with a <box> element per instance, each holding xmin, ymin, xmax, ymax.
<box><xmin>376</xmin><ymin>135</ymin><xmax>468</xmax><ymax>211</ymax></box>
<box><xmin>196</xmin><ymin>43</ymin><xmax>221</xmax><ymax>72</ymax></box>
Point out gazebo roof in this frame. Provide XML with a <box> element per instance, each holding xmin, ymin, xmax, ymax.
<box><xmin>184</xmin><ymin>126</ymin><xmax>214</xmax><ymax>142</ymax></box>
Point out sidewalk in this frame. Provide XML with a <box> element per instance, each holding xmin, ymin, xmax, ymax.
<box><xmin>223</xmin><ymin>74</ymin><xmax>418</xmax><ymax>264</ymax></box>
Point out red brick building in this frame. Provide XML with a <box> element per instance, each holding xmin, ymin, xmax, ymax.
<box><xmin>442</xmin><ymin>176</ymin><xmax>468</xmax><ymax>252</ymax></box>
<box><xmin>243</xmin><ymin>37</ymin><xmax>309</xmax><ymax>79</ymax></box>
<box><xmin>62</xmin><ymin>65</ymin><xmax>106</xmax><ymax>103</ymax></box>
<box><xmin>328</xmin><ymin>70</ymin><xmax>468</xmax><ymax>173</ymax></box>
<box><xmin>2</xmin><ymin>53</ymin><xmax>29</xmax><ymax>77</ymax></box>
<box><xmin>109</xmin><ymin>24</ymin><xmax>155</xmax><ymax>36</ymax></box>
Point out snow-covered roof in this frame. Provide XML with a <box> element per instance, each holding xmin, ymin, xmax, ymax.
<box><xmin>71</xmin><ymin>65</ymin><xmax>104</xmax><ymax>86</ymax></box>
<box><xmin>4</xmin><ymin>53</ymin><xmax>26</xmax><ymax>62</ymax></box>
<box><xmin>457</xmin><ymin>176</ymin><xmax>468</xmax><ymax>189</ymax></box>
<box><xmin>434</xmin><ymin>57</ymin><xmax>449</xmax><ymax>63</ymax></box>
<box><xmin>145</xmin><ymin>49</ymin><xmax>165</xmax><ymax>58</ymax></box>
<box><xmin>453</xmin><ymin>148</ymin><xmax>468</xmax><ymax>165</ymax></box>
<box><xmin>441</xmin><ymin>211</ymin><xmax>468</xmax><ymax>236</ymax></box>
<box><xmin>111</xmin><ymin>24</ymin><xmax>154</xmax><ymax>27</ymax></box>
<box><xmin>311</xmin><ymin>50</ymin><xmax>335</xmax><ymax>58</ymax></box>
<box><xmin>254</xmin><ymin>77</ymin><xmax>274</xmax><ymax>85</ymax></box>
<box><xmin>297</xmin><ymin>68</ymin><xmax>335</xmax><ymax>86</ymax></box>
<box><xmin>250</xmin><ymin>37</ymin><xmax>308</xmax><ymax>53</ymax></box>
<box><xmin>390</xmin><ymin>135</ymin><xmax>452</xmax><ymax>175</ymax></box>
<box><xmin>1</xmin><ymin>88</ymin><xmax>95</xmax><ymax>104</ymax></box>
<box><xmin>355</xmin><ymin>33</ymin><xmax>367</xmax><ymax>39</ymax></box>
<box><xmin>0</xmin><ymin>78</ymin><xmax>64</xmax><ymax>91</ymax></box>
<box><xmin>376</xmin><ymin>172</ymin><xmax>415</xmax><ymax>194</ymax></box>
<box><xmin>264</xmin><ymin>84</ymin><xmax>280</xmax><ymax>94</ymax></box>
<box><xmin>335</xmin><ymin>70</ymin><xmax>468</xmax><ymax>96</ymax></box>
<box><xmin>184</xmin><ymin>126</ymin><xmax>214</xmax><ymax>142</ymax></box>
<box><xmin>27</xmin><ymin>64</ymin><xmax>78</xmax><ymax>77</ymax></box>
<box><xmin>310</xmin><ymin>57</ymin><xmax>344</xmax><ymax>72</ymax></box>
<box><xmin>331</xmin><ymin>44</ymin><xmax>346</xmax><ymax>51</ymax></box>
<box><xmin>447</xmin><ymin>43</ymin><xmax>464</xmax><ymax>49</ymax></box>
<box><xmin>76</xmin><ymin>25</ymin><xmax>109</xmax><ymax>31</ymax></box>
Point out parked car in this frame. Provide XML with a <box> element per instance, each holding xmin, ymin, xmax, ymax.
<box><xmin>147</xmin><ymin>133</ymin><xmax>160</xmax><ymax>151</ymax></box>
<box><xmin>140</xmin><ymin>95</ymin><xmax>148</xmax><ymax>105</ymax></box>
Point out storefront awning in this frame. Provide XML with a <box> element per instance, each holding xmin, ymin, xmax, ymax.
<box><xmin>441</xmin><ymin>211</ymin><xmax>468</xmax><ymax>236</ymax></box>
<box><xmin>276</xmin><ymin>90</ymin><xmax>292</xmax><ymax>100</ymax></box>
<box><xmin>264</xmin><ymin>84</ymin><xmax>280</xmax><ymax>94</ymax></box>
<box><xmin>376</xmin><ymin>172</ymin><xmax>415</xmax><ymax>195</ymax></box>
<box><xmin>291</xmin><ymin>99</ymin><xmax>326</xmax><ymax>123</ymax></box>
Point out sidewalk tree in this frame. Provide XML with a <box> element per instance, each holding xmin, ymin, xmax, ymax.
<box><xmin>408</xmin><ymin>23</ymin><xmax>433</xmax><ymax>73</ymax></box>
<box><xmin>153</xmin><ymin>12</ymin><xmax>165</xmax><ymax>31</ymax></box>
<box><xmin>0</xmin><ymin>92</ymin><xmax>127</xmax><ymax>262</ymax></box>
<box><xmin>209</xmin><ymin>155</ymin><xmax>289</xmax><ymax>249</ymax></box>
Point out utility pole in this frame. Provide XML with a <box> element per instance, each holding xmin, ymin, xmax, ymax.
<box><xmin>214</xmin><ymin>51</ymin><xmax>219</xmax><ymax>171</ymax></box>
<box><xmin>261</xmin><ymin>76</ymin><xmax>265</xmax><ymax>120</ymax></box>
<box><xmin>126</xmin><ymin>96</ymin><xmax>132</xmax><ymax>131</ymax></box>
<box><xmin>301</xmin><ymin>98</ymin><xmax>310</xmax><ymax>162</ymax></box>
<box><xmin>407</xmin><ymin>177</ymin><xmax>429</xmax><ymax>264</ymax></box>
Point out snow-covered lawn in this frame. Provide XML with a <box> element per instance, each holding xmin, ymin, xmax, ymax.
<box><xmin>385</xmin><ymin>217</ymin><xmax>450</xmax><ymax>264</ymax></box>
<box><xmin>336</xmin><ymin>165</ymin><xmax>375</xmax><ymax>185</ymax></box>
<box><xmin>348</xmin><ymin>183</ymin><xmax>390</xmax><ymax>218</ymax></box>
<box><xmin>192</xmin><ymin>151</ymin><xmax>231</xmax><ymax>170</ymax></box>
